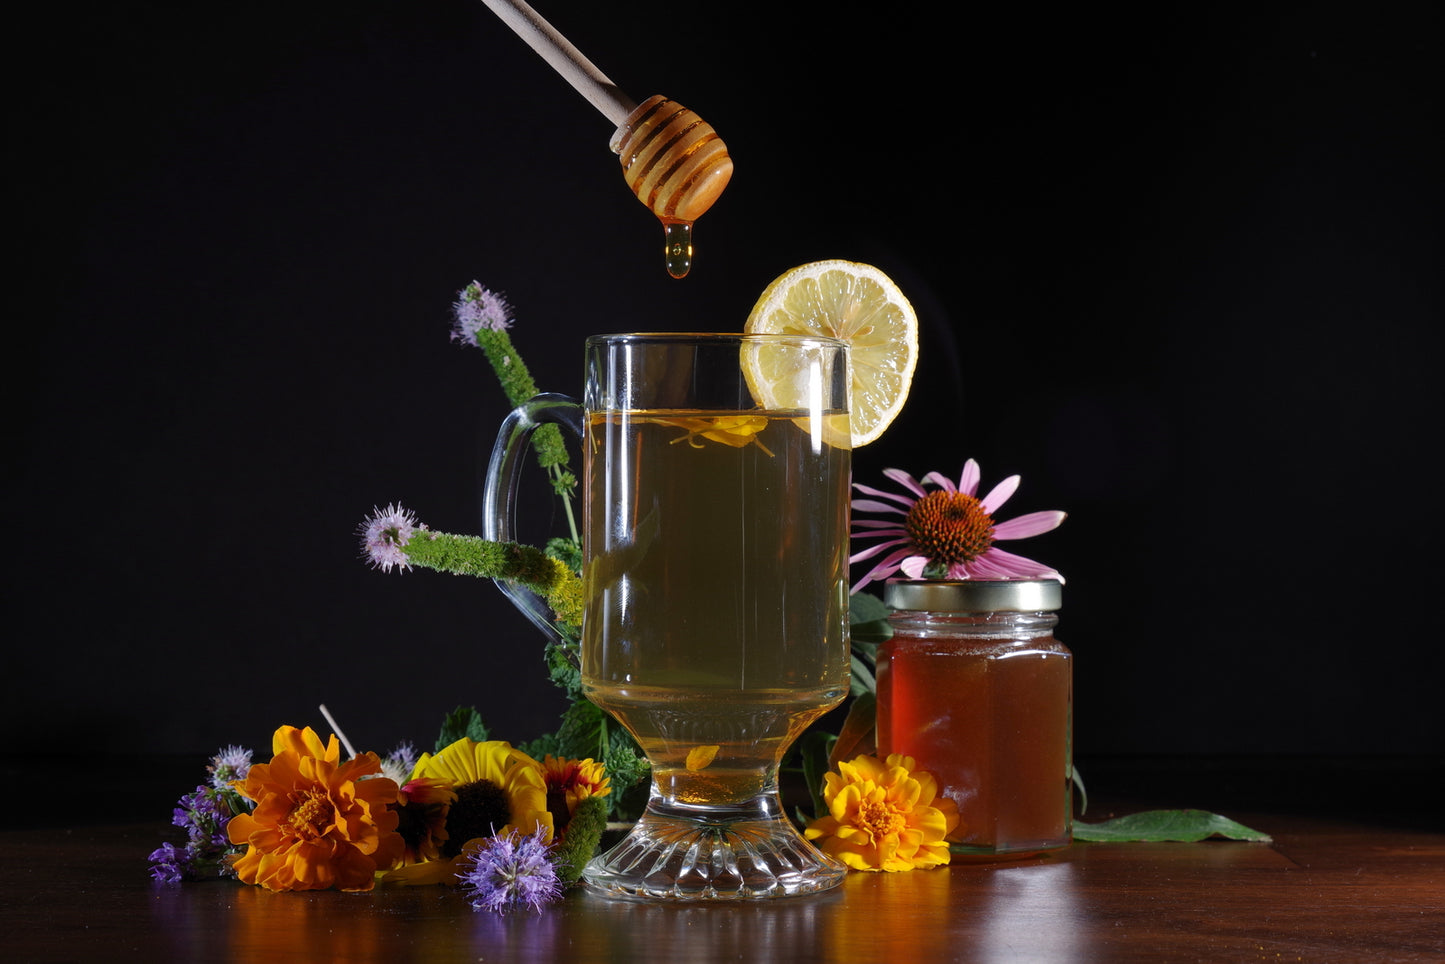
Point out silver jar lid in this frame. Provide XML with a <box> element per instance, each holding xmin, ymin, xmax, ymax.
<box><xmin>883</xmin><ymin>578</ymin><xmax>1062</xmax><ymax>613</ymax></box>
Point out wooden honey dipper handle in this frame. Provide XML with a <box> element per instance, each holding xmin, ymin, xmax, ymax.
<box><xmin>480</xmin><ymin>0</ymin><xmax>732</xmax><ymax>226</ymax></box>
<box><xmin>479</xmin><ymin>0</ymin><xmax>636</xmax><ymax>125</ymax></box>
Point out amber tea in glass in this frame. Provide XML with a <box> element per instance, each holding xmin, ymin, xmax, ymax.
<box><xmin>483</xmin><ymin>333</ymin><xmax>852</xmax><ymax>900</ymax></box>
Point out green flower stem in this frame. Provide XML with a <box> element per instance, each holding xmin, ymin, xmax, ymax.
<box><xmin>552</xmin><ymin>795</ymin><xmax>609</xmax><ymax>884</ymax></box>
<box><xmin>472</xmin><ymin>327</ymin><xmax>579</xmax><ymax>545</ymax></box>
<box><xmin>403</xmin><ymin>529</ymin><xmax>582</xmax><ymax>629</ymax></box>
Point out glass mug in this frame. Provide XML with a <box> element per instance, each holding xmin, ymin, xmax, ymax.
<box><xmin>482</xmin><ymin>333</ymin><xmax>852</xmax><ymax>900</ymax></box>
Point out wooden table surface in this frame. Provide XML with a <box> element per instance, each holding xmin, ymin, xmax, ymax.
<box><xmin>4</xmin><ymin>756</ymin><xmax>1442</xmax><ymax>963</ymax></box>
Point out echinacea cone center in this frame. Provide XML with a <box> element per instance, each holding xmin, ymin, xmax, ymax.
<box><xmin>904</xmin><ymin>491</ymin><xmax>996</xmax><ymax>565</ymax></box>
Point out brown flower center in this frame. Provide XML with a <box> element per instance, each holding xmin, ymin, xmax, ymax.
<box><xmin>904</xmin><ymin>490</ymin><xmax>995</xmax><ymax>565</ymax></box>
<box><xmin>859</xmin><ymin>799</ymin><xmax>906</xmax><ymax>840</ymax></box>
<box><xmin>442</xmin><ymin>779</ymin><xmax>512</xmax><ymax>857</ymax></box>
<box><xmin>285</xmin><ymin>790</ymin><xmax>335</xmax><ymax>839</ymax></box>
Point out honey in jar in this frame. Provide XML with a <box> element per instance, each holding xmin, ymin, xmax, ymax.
<box><xmin>876</xmin><ymin>579</ymin><xmax>1071</xmax><ymax>858</ymax></box>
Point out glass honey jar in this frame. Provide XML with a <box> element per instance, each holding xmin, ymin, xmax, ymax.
<box><xmin>876</xmin><ymin>579</ymin><xmax>1072</xmax><ymax>858</ymax></box>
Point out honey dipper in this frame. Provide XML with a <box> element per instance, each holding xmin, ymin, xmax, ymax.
<box><xmin>480</xmin><ymin>0</ymin><xmax>734</xmax><ymax>277</ymax></box>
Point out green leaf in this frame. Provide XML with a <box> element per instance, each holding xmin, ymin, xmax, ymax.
<box><xmin>554</xmin><ymin>699</ymin><xmax>608</xmax><ymax>762</ymax></box>
<box><xmin>828</xmin><ymin>692</ymin><xmax>877</xmax><ymax>767</ymax></box>
<box><xmin>544</xmin><ymin>641</ymin><xmax>582</xmax><ymax>698</ymax></box>
<box><xmin>848</xmin><ymin>591</ymin><xmax>891</xmax><ymax>625</ymax></box>
<box><xmin>849</xmin><ymin>653</ymin><xmax>877</xmax><ymax>697</ymax></box>
<box><xmin>795</xmin><ymin>729</ymin><xmax>837</xmax><ymax>823</ymax></box>
<box><xmin>434</xmin><ymin>706</ymin><xmax>490</xmax><ymax>752</ymax></box>
<box><xmin>601</xmin><ymin>733</ymin><xmax>649</xmax><ymax>816</ymax></box>
<box><xmin>545</xmin><ymin>537</ymin><xmax>583</xmax><ymax>574</ymax></box>
<box><xmin>516</xmin><ymin>732</ymin><xmax>561</xmax><ymax>761</ymax></box>
<box><xmin>1073</xmin><ymin>809</ymin><xmax>1272</xmax><ymax>843</ymax></box>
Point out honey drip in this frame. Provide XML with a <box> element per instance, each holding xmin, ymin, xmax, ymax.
<box><xmin>612</xmin><ymin>96</ymin><xmax>731</xmax><ymax>279</ymax></box>
<box><xmin>662</xmin><ymin>218</ymin><xmax>694</xmax><ymax>279</ymax></box>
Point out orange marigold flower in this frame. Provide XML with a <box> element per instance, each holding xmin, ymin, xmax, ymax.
<box><xmin>541</xmin><ymin>755</ymin><xmax>611</xmax><ymax>818</ymax></box>
<box><xmin>804</xmin><ymin>752</ymin><xmax>961</xmax><ymax>872</ymax></box>
<box><xmin>226</xmin><ymin>725</ymin><xmax>404</xmax><ymax>892</ymax></box>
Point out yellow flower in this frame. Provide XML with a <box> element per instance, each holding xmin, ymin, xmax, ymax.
<box><xmin>662</xmin><ymin>415</ymin><xmax>775</xmax><ymax>454</ymax></box>
<box><xmin>685</xmin><ymin>745</ymin><xmax>720</xmax><ymax>772</ymax></box>
<box><xmin>379</xmin><ymin>739</ymin><xmax>551</xmax><ymax>886</ymax></box>
<box><xmin>804</xmin><ymin>753</ymin><xmax>961</xmax><ymax>872</ymax></box>
<box><xmin>226</xmin><ymin>725</ymin><xmax>404</xmax><ymax>892</ymax></box>
<box><xmin>541</xmin><ymin>755</ymin><xmax>611</xmax><ymax>819</ymax></box>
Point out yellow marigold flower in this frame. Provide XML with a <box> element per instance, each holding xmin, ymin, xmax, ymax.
<box><xmin>541</xmin><ymin>755</ymin><xmax>611</xmax><ymax>818</ymax></box>
<box><xmin>804</xmin><ymin>752</ymin><xmax>961</xmax><ymax>872</ymax></box>
<box><xmin>380</xmin><ymin>739</ymin><xmax>551</xmax><ymax>886</ymax></box>
<box><xmin>226</xmin><ymin>725</ymin><xmax>404</xmax><ymax>892</ymax></box>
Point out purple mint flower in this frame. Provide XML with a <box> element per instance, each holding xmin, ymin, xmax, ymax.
<box><xmin>380</xmin><ymin>740</ymin><xmax>419</xmax><ymax>786</ymax></box>
<box><xmin>359</xmin><ymin>503</ymin><xmax>420</xmax><ymax>572</ymax></box>
<box><xmin>451</xmin><ymin>282</ymin><xmax>513</xmax><ymax>345</ymax></box>
<box><xmin>457</xmin><ymin>827</ymin><xmax>563</xmax><ymax>913</ymax></box>
<box><xmin>208</xmin><ymin>745</ymin><xmax>252</xmax><ymax>791</ymax></box>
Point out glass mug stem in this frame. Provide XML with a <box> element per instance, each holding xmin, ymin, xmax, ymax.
<box><xmin>482</xmin><ymin>334</ymin><xmax>851</xmax><ymax>900</ymax></box>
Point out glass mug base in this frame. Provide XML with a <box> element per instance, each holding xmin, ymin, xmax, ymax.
<box><xmin>582</xmin><ymin>799</ymin><xmax>847</xmax><ymax>900</ymax></box>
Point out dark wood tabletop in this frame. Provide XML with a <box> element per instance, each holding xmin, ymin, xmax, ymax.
<box><xmin>5</xmin><ymin>755</ymin><xmax>1441</xmax><ymax>963</ymax></box>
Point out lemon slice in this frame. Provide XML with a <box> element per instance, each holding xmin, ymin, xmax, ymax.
<box><xmin>744</xmin><ymin>260</ymin><xmax>918</xmax><ymax>447</ymax></box>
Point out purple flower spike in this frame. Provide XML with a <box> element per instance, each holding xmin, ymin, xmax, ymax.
<box><xmin>452</xmin><ymin>282</ymin><xmax>513</xmax><ymax>345</ymax></box>
<box><xmin>360</xmin><ymin>503</ymin><xmax>420</xmax><ymax>572</ymax></box>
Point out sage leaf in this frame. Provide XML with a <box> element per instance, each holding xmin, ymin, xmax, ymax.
<box><xmin>1074</xmin><ymin>809</ymin><xmax>1272</xmax><ymax>843</ymax></box>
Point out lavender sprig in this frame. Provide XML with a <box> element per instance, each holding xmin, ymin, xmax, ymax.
<box><xmin>149</xmin><ymin>782</ymin><xmax>248</xmax><ymax>883</ymax></box>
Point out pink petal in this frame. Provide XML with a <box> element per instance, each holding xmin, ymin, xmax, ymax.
<box><xmin>852</xmin><ymin>498</ymin><xmax>909</xmax><ymax>514</ymax></box>
<box><xmin>957</xmin><ymin>459</ymin><xmax>981</xmax><ymax>496</ymax></box>
<box><xmin>849</xmin><ymin>537</ymin><xmax>912</xmax><ymax>565</ymax></box>
<box><xmin>920</xmin><ymin>470</ymin><xmax>956</xmax><ymax>492</ymax></box>
<box><xmin>851</xmin><ymin>520</ymin><xmax>906</xmax><ymax>531</ymax></box>
<box><xmin>979</xmin><ymin>474</ymin><xmax>1020</xmax><ymax>514</ymax></box>
<box><xmin>880</xmin><ymin>468</ymin><xmax>928</xmax><ymax>498</ymax></box>
<box><xmin>852</xmin><ymin>482</ymin><xmax>918</xmax><ymax>508</ymax></box>
<box><xmin>955</xmin><ymin>555</ymin><xmax>1017</xmax><ymax>579</ymax></box>
<box><xmin>898</xmin><ymin>555</ymin><xmax>931</xmax><ymax>579</ymax></box>
<box><xmin>974</xmin><ymin>547</ymin><xmax>1063</xmax><ymax>582</ymax></box>
<box><xmin>992</xmin><ymin>510</ymin><xmax>1067</xmax><ymax>541</ymax></box>
<box><xmin>852</xmin><ymin>548</ymin><xmax>917</xmax><ymax>592</ymax></box>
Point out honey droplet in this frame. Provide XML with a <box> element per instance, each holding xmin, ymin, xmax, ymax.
<box><xmin>662</xmin><ymin>218</ymin><xmax>694</xmax><ymax>279</ymax></box>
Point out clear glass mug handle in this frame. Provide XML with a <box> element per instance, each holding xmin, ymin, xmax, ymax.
<box><xmin>480</xmin><ymin>392</ymin><xmax>583</xmax><ymax>649</ymax></box>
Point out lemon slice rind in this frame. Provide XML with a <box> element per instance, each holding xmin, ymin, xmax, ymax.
<box><xmin>743</xmin><ymin>260</ymin><xmax>918</xmax><ymax>448</ymax></box>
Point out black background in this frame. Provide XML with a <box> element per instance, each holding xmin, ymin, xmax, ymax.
<box><xmin>10</xmin><ymin>2</ymin><xmax>1442</xmax><ymax>765</ymax></box>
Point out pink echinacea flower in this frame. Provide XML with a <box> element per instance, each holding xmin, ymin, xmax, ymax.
<box><xmin>850</xmin><ymin>459</ymin><xmax>1066</xmax><ymax>591</ymax></box>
